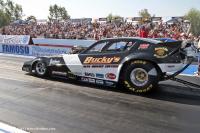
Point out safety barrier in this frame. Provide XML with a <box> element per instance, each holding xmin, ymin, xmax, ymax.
<box><xmin>0</xmin><ymin>35</ymin><xmax>95</xmax><ymax>56</ymax></box>
<box><xmin>33</xmin><ymin>38</ymin><xmax>95</xmax><ymax>46</ymax></box>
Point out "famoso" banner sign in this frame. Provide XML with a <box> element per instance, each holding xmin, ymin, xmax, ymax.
<box><xmin>2</xmin><ymin>44</ymin><xmax>30</xmax><ymax>55</ymax></box>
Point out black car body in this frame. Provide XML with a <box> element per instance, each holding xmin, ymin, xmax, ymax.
<box><xmin>22</xmin><ymin>37</ymin><xmax>191</xmax><ymax>93</ymax></box>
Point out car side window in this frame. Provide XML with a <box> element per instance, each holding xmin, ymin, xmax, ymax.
<box><xmin>107</xmin><ymin>42</ymin><xmax>127</xmax><ymax>51</ymax></box>
<box><xmin>85</xmin><ymin>41</ymin><xmax>108</xmax><ymax>54</ymax></box>
<box><xmin>103</xmin><ymin>41</ymin><xmax>136</xmax><ymax>53</ymax></box>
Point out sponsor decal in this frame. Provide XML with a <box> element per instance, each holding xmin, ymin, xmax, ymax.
<box><xmin>88</xmin><ymin>78</ymin><xmax>95</xmax><ymax>83</ymax></box>
<box><xmin>83</xmin><ymin>65</ymin><xmax>91</xmax><ymax>68</ymax></box>
<box><xmin>83</xmin><ymin>56</ymin><xmax>121</xmax><ymax>64</ymax></box>
<box><xmin>135</xmin><ymin>84</ymin><xmax>152</xmax><ymax>93</ymax></box>
<box><xmin>167</xmin><ymin>65</ymin><xmax>175</xmax><ymax>68</ymax></box>
<box><xmin>96</xmin><ymin>73</ymin><xmax>104</xmax><ymax>78</ymax></box>
<box><xmin>73</xmin><ymin>72</ymin><xmax>82</xmax><ymax>76</ymax></box>
<box><xmin>81</xmin><ymin>78</ymin><xmax>104</xmax><ymax>85</ymax></box>
<box><xmin>96</xmin><ymin>79</ymin><xmax>104</xmax><ymax>85</ymax></box>
<box><xmin>50</xmin><ymin>59</ymin><xmax>61</xmax><ymax>65</ymax></box>
<box><xmin>2</xmin><ymin>44</ymin><xmax>30</xmax><ymax>55</ymax></box>
<box><xmin>105</xmin><ymin>73</ymin><xmax>116</xmax><ymax>80</ymax></box>
<box><xmin>104</xmin><ymin>65</ymin><xmax>118</xmax><ymax>68</ymax></box>
<box><xmin>124</xmin><ymin>81</ymin><xmax>152</xmax><ymax>93</ymax></box>
<box><xmin>85</xmin><ymin>72</ymin><xmax>95</xmax><ymax>77</ymax></box>
<box><xmin>132</xmin><ymin>60</ymin><xmax>146</xmax><ymax>65</ymax></box>
<box><xmin>154</xmin><ymin>47</ymin><xmax>168</xmax><ymax>58</ymax></box>
<box><xmin>83</xmin><ymin>65</ymin><xmax>118</xmax><ymax>68</ymax></box>
<box><xmin>105</xmin><ymin>81</ymin><xmax>115</xmax><ymax>86</ymax></box>
<box><xmin>138</xmin><ymin>44</ymin><xmax>150</xmax><ymax>50</ymax></box>
<box><xmin>124</xmin><ymin>81</ymin><xmax>135</xmax><ymax>91</ymax></box>
<box><xmin>91</xmin><ymin>65</ymin><xmax>104</xmax><ymax>68</ymax></box>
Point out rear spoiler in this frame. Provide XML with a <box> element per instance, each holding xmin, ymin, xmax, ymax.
<box><xmin>157</xmin><ymin>41</ymin><xmax>182</xmax><ymax>55</ymax></box>
<box><xmin>158</xmin><ymin>41</ymin><xmax>182</xmax><ymax>47</ymax></box>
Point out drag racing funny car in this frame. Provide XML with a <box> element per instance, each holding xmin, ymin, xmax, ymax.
<box><xmin>22</xmin><ymin>37</ymin><xmax>193</xmax><ymax>93</ymax></box>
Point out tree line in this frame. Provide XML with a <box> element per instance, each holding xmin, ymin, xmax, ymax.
<box><xmin>0</xmin><ymin>0</ymin><xmax>70</xmax><ymax>28</ymax></box>
<box><xmin>0</xmin><ymin>0</ymin><xmax>23</xmax><ymax>27</ymax></box>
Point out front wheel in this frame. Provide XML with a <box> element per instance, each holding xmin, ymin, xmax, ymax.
<box><xmin>122</xmin><ymin>60</ymin><xmax>159</xmax><ymax>93</ymax></box>
<box><xmin>34</xmin><ymin>61</ymin><xmax>50</xmax><ymax>77</ymax></box>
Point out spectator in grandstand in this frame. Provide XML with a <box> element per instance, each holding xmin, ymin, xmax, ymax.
<box><xmin>140</xmin><ymin>26</ymin><xmax>149</xmax><ymax>38</ymax></box>
<box><xmin>1</xmin><ymin>27</ymin><xmax>6</xmax><ymax>35</ymax></box>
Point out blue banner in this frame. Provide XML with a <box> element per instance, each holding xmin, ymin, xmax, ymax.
<box><xmin>31</xmin><ymin>46</ymin><xmax>70</xmax><ymax>57</ymax></box>
<box><xmin>33</xmin><ymin>38</ymin><xmax>95</xmax><ymax>47</ymax></box>
<box><xmin>2</xmin><ymin>44</ymin><xmax>30</xmax><ymax>55</ymax></box>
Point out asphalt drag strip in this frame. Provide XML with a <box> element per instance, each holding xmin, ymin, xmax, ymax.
<box><xmin>0</xmin><ymin>55</ymin><xmax>200</xmax><ymax>133</ymax></box>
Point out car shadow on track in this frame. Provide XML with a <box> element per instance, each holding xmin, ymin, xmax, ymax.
<box><xmin>26</xmin><ymin>73</ymin><xmax>200</xmax><ymax>106</ymax></box>
<box><xmin>146</xmin><ymin>86</ymin><xmax>200</xmax><ymax>106</ymax></box>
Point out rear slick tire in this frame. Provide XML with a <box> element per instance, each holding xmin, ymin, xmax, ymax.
<box><xmin>122</xmin><ymin>60</ymin><xmax>159</xmax><ymax>93</ymax></box>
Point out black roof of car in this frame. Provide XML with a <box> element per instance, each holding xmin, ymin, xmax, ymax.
<box><xmin>100</xmin><ymin>37</ymin><xmax>163</xmax><ymax>44</ymax></box>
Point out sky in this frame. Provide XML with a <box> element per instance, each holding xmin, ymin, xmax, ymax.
<box><xmin>12</xmin><ymin>0</ymin><xmax>200</xmax><ymax>20</ymax></box>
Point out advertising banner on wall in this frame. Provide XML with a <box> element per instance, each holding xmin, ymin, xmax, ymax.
<box><xmin>31</xmin><ymin>46</ymin><xmax>71</xmax><ymax>57</ymax></box>
<box><xmin>1</xmin><ymin>44</ymin><xmax>31</xmax><ymax>55</ymax></box>
<box><xmin>0</xmin><ymin>38</ymin><xmax>95</xmax><ymax>56</ymax></box>
<box><xmin>0</xmin><ymin>35</ymin><xmax>31</xmax><ymax>45</ymax></box>
<box><xmin>33</xmin><ymin>38</ymin><xmax>95</xmax><ymax>47</ymax></box>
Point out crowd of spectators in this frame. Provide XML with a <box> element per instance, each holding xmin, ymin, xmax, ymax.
<box><xmin>0</xmin><ymin>20</ymin><xmax>199</xmax><ymax>42</ymax></box>
<box><xmin>1</xmin><ymin>19</ymin><xmax>200</xmax><ymax>75</ymax></box>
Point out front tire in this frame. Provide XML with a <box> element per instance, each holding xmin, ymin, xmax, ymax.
<box><xmin>122</xmin><ymin>60</ymin><xmax>159</xmax><ymax>93</ymax></box>
<box><xmin>34</xmin><ymin>61</ymin><xmax>50</xmax><ymax>77</ymax></box>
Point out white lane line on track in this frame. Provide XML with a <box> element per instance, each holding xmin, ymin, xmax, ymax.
<box><xmin>0</xmin><ymin>122</ymin><xmax>29</xmax><ymax>133</ymax></box>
